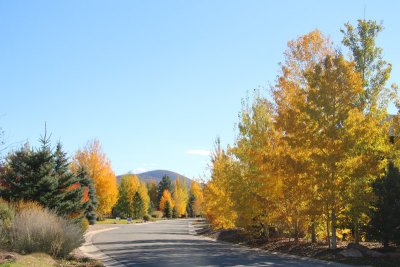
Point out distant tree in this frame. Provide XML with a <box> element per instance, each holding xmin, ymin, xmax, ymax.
<box><xmin>164</xmin><ymin>200</ymin><xmax>172</xmax><ymax>219</ymax></box>
<box><xmin>132</xmin><ymin>192</ymin><xmax>146</xmax><ymax>219</ymax></box>
<box><xmin>186</xmin><ymin>194</ymin><xmax>195</xmax><ymax>217</ymax></box>
<box><xmin>159</xmin><ymin>189</ymin><xmax>174</xmax><ymax>213</ymax></box>
<box><xmin>189</xmin><ymin>181</ymin><xmax>204</xmax><ymax>217</ymax></box>
<box><xmin>173</xmin><ymin>177</ymin><xmax>188</xmax><ymax>217</ymax></box>
<box><xmin>148</xmin><ymin>200</ymin><xmax>155</xmax><ymax>214</ymax></box>
<box><xmin>113</xmin><ymin>175</ymin><xmax>139</xmax><ymax>218</ymax></box>
<box><xmin>172</xmin><ymin>206</ymin><xmax>178</xmax><ymax>218</ymax></box>
<box><xmin>367</xmin><ymin>162</ymin><xmax>400</xmax><ymax>247</ymax></box>
<box><xmin>148</xmin><ymin>180</ymin><xmax>158</xmax><ymax>208</ymax></box>
<box><xmin>138</xmin><ymin>181</ymin><xmax>150</xmax><ymax>215</ymax></box>
<box><xmin>157</xmin><ymin>175</ymin><xmax>173</xmax><ymax>208</ymax></box>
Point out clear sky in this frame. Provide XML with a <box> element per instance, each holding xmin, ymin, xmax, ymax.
<box><xmin>1</xmin><ymin>0</ymin><xmax>399</xmax><ymax>180</ymax></box>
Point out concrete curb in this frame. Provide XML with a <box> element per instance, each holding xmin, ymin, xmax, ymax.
<box><xmin>189</xmin><ymin>221</ymin><xmax>351</xmax><ymax>267</ymax></box>
<box><xmin>79</xmin><ymin>227</ymin><xmax>126</xmax><ymax>267</ymax></box>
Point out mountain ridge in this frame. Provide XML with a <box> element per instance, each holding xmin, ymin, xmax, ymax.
<box><xmin>116</xmin><ymin>169</ymin><xmax>193</xmax><ymax>185</ymax></box>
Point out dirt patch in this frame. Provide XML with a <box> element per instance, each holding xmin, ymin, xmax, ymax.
<box><xmin>0</xmin><ymin>250</ymin><xmax>20</xmax><ymax>264</ymax></box>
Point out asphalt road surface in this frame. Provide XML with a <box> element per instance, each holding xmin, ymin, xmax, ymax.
<box><xmin>92</xmin><ymin>219</ymin><xmax>348</xmax><ymax>267</ymax></box>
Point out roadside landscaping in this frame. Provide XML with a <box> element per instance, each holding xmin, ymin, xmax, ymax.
<box><xmin>194</xmin><ymin>220</ymin><xmax>400</xmax><ymax>267</ymax></box>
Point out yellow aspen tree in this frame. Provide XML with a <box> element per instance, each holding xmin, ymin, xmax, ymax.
<box><xmin>159</xmin><ymin>189</ymin><xmax>173</xmax><ymax>212</ymax></box>
<box><xmin>173</xmin><ymin>176</ymin><xmax>189</xmax><ymax>217</ymax></box>
<box><xmin>148</xmin><ymin>180</ymin><xmax>158</xmax><ymax>207</ymax></box>
<box><xmin>138</xmin><ymin>181</ymin><xmax>150</xmax><ymax>214</ymax></box>
<box><xmin>232</xmin><ymin>94</ymin><xmax>284</xmax><ymax>238</ymax></box>
<box><xmin>71</xmin><ymin>140</ymin><xmax>118</xmax><ymax>218</ymax></box>
<box><xmin>203</xmin><ymin>139</ymin><xmax>238</xmax><ymax>230</ymax></box>
<box><xmin>273</xmin><ymin>30</ymin><xmax>335</xmax><ymax>243</ymax></box>
<box><xmin>301</xmin><ymin>54</ymin><xmax>372</xmax><ymax>249</ymax></box>
<box><xmin>189</xmin><ymin>181</ymin><xmax>204</xmax><ymax>216</ymax></box>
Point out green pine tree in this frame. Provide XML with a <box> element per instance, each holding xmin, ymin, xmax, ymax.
<box><xmin>52</xmin><ymin>143</ymin><xmax>86</xmax><ymax>217</ymax></box>
<box><xmin>164</xmin><ymin>200</ymin><xmax>172</xmax><ymax>219</ymax></box>
<box><xmin>113</xmin><ymin>178</ymin><xmax>132</xmax><ymax>218</ymax></box>
<box><xmin>157</xmin><ymin>175</ymin><xmax>173</xmax><ymax>208</ymax></box>
<box><xmin>132</xmin><ymin>192</ymin><xmax>145</xmax><ymax>219</ymax></box>
<box><xmin>148</xmin><ymin>200</ymin><xmax>155</xmax><ymax>214</ymax></box>
<box><xmin>186</xmin><ymin>194</ymin><xmax>195</xmax><ymax>217</ymax></box>
<box><xmin>368</xmin><ymin>162</ymin><xmax>400</xmax><ymax>247</ymax></box>
<box><xmin>0</xmin><ymin>137</ymin><xmax>87</xmax><ymax>218</ymax></box>
<box><xmin>77</xmin><ymin>166</ymin><xmax>98</xmax><ymax>225</ymax></box>
<box><xmin>172</xmin><ymin>206</ymin><xmax>178</xmax><ymax>218</ymax></box>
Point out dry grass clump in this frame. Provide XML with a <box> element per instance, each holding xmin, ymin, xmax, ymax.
<box><xmin>0</xmin><ymin>201</ymin><xmax>84</xmax><ymax>257</ymax></box>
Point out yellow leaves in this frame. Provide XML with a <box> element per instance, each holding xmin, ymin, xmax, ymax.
<box><xmin>159</xmin><ymin>189</ymin><xmax>173</xmax><ymax>212</ymax></box>
<box><xmin>138</xmin><ymin>181</ymin><xmax>150</xmax><ymax>213</ymax></box>
<box><xmin>189</xmin><ymin>181</ymin><xmax>204</xmax><ymax>217</ymax></box>
<box><xmin>173</xmin><ymin>176</ymin><xmax>188</xmax><ymax>217</ymax></box>
<box><xmin>71</xmin><ymin>140</ymin><xmax>118</xmax><ymax>216</ymax></box>
<box><xmin>148</xmin><ymin>180</ymin><xmax>158</xmax><ymax>206</ymax></box>
<box><xmin>204</xmin><ymin>29</ymin><xmax>394</xmax><ymax>242</ymax></box>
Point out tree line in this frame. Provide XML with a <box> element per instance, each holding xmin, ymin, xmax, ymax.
<box><xmin>203</xmin><ymin>19</ymin><xmax>400</xmax><ymax>249</ymax></box>
<box><xmin>0</xmin><ymin>135</ymin><xmax>204</xmax><ymax>224</ymax></box>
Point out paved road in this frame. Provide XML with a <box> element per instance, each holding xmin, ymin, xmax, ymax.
<box><xmin>92</xmin><ymin>219</ymin><xmax>348</xmax><ymax>267</ymax></box>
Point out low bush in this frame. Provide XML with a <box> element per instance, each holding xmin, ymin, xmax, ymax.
<box><xmin>81</xmin><ymin>217</ymin><xmax>90</xmax><ymax>231</ymax></box>
<box><xmin>151</xmin><ymin>211</ymin><xmax>163</xmax><ymax>219</ymax></box>
<box><xmin>0</xmin><ymin>200</ymin><xmax>14</xmax><ymax>225</ymax></box>
<box><xmin>143</xmin><ymin>214</ymin><xmax>151</xmax><ymax>221</ymax></box>
<box><xmin>1</xmin><ymin>202</ymin><xmax>84</xmax><ymax>258</ymax></box>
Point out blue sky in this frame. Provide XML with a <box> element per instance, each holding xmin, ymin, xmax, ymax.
<box><xmin>1</xmin><ymin>0</ymin><xmax>399</xmax><ymax>180</ymax></box>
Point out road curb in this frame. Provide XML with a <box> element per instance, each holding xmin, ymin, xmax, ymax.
<box><xmin>189</xmin><ymin>221</ymin><xmax>351</xmax><ymax>267</ymax></box>
<box><xmin>79</xmin><ymin>227</ymin><xmax>126</xmax><ymax>267</ymax></box>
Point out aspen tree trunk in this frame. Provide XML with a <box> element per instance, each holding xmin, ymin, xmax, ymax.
<box><xmin>331</xmin><ymin>208</ymin><xmax>337</xmax><ymax>249</ymax></box>
<box><xmin>355</xmin><ymin>221</ymin><xmax>360</xmax><ymax>244</ymax></box>
<box><xmin>311</xmin><ymin>220</ymin><xmax>316</xmax><ymax>243</ymax></box>
<box><xmin>326</xmin><ymin>212</ymin><xmax>331</xmax><ymax>248</ymax></box>
<box><xmin>294</xmin><ymin>218</ymin><xmax>299</xmax><ymax>242</ymax></box>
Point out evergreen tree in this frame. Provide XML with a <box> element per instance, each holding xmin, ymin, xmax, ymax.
<box><xmin>368</xmin><ymin>162</ymin><xmax>400</xmax><ymax>247</ymax></box>
<box><xmin>148</xmin><ymin>200</ymin><xmax>155</xmax><ymax>214</ymax></box>
<box><xmin>157</xmin><ymin>175</ymin><xmax>173</xmax><ymax>208</ymax></box>
<box><xmin>186</xmin><ymin>194</ymin><xmax>195</xmax><ymax>217</ymax></box>
<box><xmin>164</xmin><ymin>200</ymin><xmax>172</xmax><ymax>219</ymax></box>
<box><xmin>172</xmin><ymin>206</ymin><xmax>178</xmax><ymax>218</ymax></box>
<box><xmin>0</xmin><ymin>138</ymin><xmax>87</xmax><ymax>218</ymax></box>
<box><xmin>52</xmin><ymin>143</ymin><xmax>86</xmax><ymax>216</ymax></box>
<box><xmin>113</xmin><ymin>177</ymin><xmax>133</xmax><ymax>218</ymax></box>
<box><xmin>132</xmin><ymin>191</ymin><xmax>145</xmax><ymax>219</ymax></box>
<box><xmin>86</xmin><ymin>182</ymin><xmax>98</xmax><ymax>224</ymax></box>
<box><xmin>77</xmin><ymin>166</ymin><xmax>98</xmax><ymax>225</ymax></box>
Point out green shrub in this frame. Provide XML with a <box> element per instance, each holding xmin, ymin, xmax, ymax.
<box><xmin>143</xmin><ymin>214</ymin><xmax>150</xmax><ymax>221</ymax></box>
<box><xmin>151</xmin><ymin>211</ymin><xmax>163</xmax><ymax>219</ymax></box>
<box><xmin>2</xmin><ymin>204</ymin><xmax>84</xmax><ymax>257</ymax></box>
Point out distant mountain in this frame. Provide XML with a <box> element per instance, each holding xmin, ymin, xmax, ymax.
<box><xmin>117</xmin><ymin>170</ymin><xmax>193</xmax><ymax>185</ymax></box>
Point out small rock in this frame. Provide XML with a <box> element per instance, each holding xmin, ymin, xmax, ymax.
<box><xmin>4</xmin><ymin>254</ymin><xmax>16</xmax><ymax>260</ymax></box>
<box><xmin>347</xmin><ymin>243</ymin><xmax>369</xmax><ymax>253</ymax></box>
<box><xmin>339</xmin><ymin>248</ymin><xmax>364</xmax><ymax>258</ymax></box>
<box><xmin>365</xmin><ymin>250</ymin><xmax>385</xmax><ymax>257</ymax></box>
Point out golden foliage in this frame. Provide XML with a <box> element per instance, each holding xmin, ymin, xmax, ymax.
<box><xmin>173</xmin><ymin>176</ymin><xmax>189</xmax><ymax>217</ymax></box>
<box><xmin>71</xmin><ymin>140</ymin><xmax>118</xmax><ymax>216</ymax></box>
<box><xmin>159</xmin><ymin>189</ymin><xmax>173</xmax><ymax>212</ymax></box>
